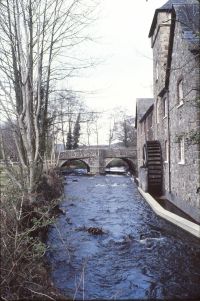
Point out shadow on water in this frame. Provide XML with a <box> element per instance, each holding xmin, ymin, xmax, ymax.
<box><xmin>46</xmin><ymin>174</ymin><xmax>200</xmax><ymax>300</ymax></box>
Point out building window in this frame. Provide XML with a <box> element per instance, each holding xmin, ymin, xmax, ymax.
<box><xmin>165</xmin><ymin>140</ymin><xmax>168</xmax><ymax>163</ymax></box>
<box><xmin>163</xmin><ymin>97</ymin><xmax>167</xmax><ymax>118</ymax></box>
<box><xmin>148</xmin><ymin>113</ymin><xmax>153</xmax><ymax>128</ymax></box>
<box><xmin>177</xmin><ymin>79</ymin><xmax>184</xmax><ymax>106</ymax></box>
<box><xmin>156</xmin><ymin>99</ymin><xmax>159</xmax><ymax>124</ymax></box>
<box><xmin>178</xmin><ymin>137</ymin><xmax>185</xmax><ymax>164</ymax></box>
<box><xmin>155</xmin><ymin>61</ymin><xmax>159</xmax><ymax>81</ymax></box>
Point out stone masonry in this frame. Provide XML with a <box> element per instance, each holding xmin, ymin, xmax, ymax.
<box><xmin>136</xmin><ymin>0</ymin><xmax>200</xmax><ymax>222</ymax></box>
<box><xmin>59</xmin><ymin>147</ymin><xmax>137</xmax><ymax>174</ymax></box>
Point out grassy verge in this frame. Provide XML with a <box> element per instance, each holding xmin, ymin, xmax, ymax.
<box><xmin>0</xmin><ymin>169</ymin><xmax>69</xmax><ymax>300</ymax></box>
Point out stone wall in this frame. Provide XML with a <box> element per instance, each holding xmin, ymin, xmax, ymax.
<box><xmin>166</xmin><ymin>19</ymin><xmax>200</xmax><ymax>221</ymax></box>
<box><xmin>136</xmin><ymin>3</ymin><xmax>200</xmax><ymax>222</ymax></box>
<box><xmin>136</xmin><ymin>98</ymin><xmax>154</xmax><ymax>170</ymax></box>
<box><xmin>151</xmin><ymin>12</ymin><xmax>171</xmax><ymax>97</ymax></box>
<box><xmin>137</xmin><ymin>122</ymin><xmax>145</xmax><ymax>169</ymax></box>
<box><xmin>59</xmin><ymin>147</ymin><xmax>137</xmax><ymax>175</ymax></box>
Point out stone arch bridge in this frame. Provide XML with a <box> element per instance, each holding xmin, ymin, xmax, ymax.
<box><xmin>59</xmin><ymin>147</ymin><xmax>137</xmax><ymax>174</ymax></box>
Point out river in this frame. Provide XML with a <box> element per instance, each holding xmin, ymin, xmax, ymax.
<box><xmin>46</xmin><ymin>174</ymin><xmax>200</xmax><ymax>300</ymax></box>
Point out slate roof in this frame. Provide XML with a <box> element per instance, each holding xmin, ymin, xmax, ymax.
<box><xmin>160</xmin><ymin>0</ymin><xmax>198</xmax><ymax>9</ymax></box>
<box><xmin>149</xmin><ymin>0</ymin><xmax>200</xmax><ymax>39</ymax></box>
<box><xmin>135</xmin><ymin>98</ymin><xmax>154</xmax><ymax>128</ymax></box>
<box><xmin>174</xmin><ymin>3</ymin><xmax>200</xmax><ymax>49</ymax></box>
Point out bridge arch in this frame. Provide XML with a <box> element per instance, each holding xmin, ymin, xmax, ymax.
<box><xmin>60</xmin><ymin>158</ymin><xmax>90</xmax><ymax>172</ymax></box>
<box><xmin>105</xmin><ymin>157</ymin><xmax>136</xmax><ymax>174</ymax></box>
<box><xmin>59</xmin><ymin>147</ymin><xmax>137</xmax><ymax>174</ymax></box>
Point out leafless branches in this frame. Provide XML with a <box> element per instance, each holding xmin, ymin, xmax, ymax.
<box><xmin>0</xmin><ymin>0</ymin><xmax>99</xmax><ymax>194</ymax></box>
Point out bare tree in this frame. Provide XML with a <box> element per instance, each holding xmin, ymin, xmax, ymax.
<box><xmin>116</xmin><ymin>117</ymin><xmax>136</xmax><ymax>147</ymax></box>
<box><xmin>0</xmin><ymin>123</ymin><xmax>18</xmax><ymax>161</ymax></box>
<box><xmin>108</xmin><ymin>108</ymin><xmax>136</xmax><ymax>147</ymax></box>
<box><xmin>53</xmin><ymin>90</ymin><xmax>85</xmax><ymax>149</ymax></box>
<box><xmin>107</xmin><ymin>112</ymin><xmax>117</xmax><ymax>147</ymax></box>
<box><xmin>0</xmin><ymin>0</ymin><xmax>98</xmax><ymax>196</ymax></box>
<box><xmin>84</xmin><ymin>111</ymin><xmax>99</xmax><ymax>146</ymax></box>
<box><xmin>73</xmin><ymin>110</ymin><xmax>101</xmax><ymax>147</ymax></box>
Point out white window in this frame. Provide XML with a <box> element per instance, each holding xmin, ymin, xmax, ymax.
<box><xmin>178</xmin><ymin>137</ymin><xmax>185</xmax><ymax>164</ymax></box>
<box><xmin>156</xmin><ymin>99</ymin><xmax>159</xmax><ymax>124</ymax></box>
<box><xmin>165</xmin><ymin>140</ymin><xmax>168</xmax><ymax>163</ymax></box>
<box><xmin>155</xmin><ymin>61</ymin><xmax>159</xmax><ymax>81</ymax></box>
<box><xmin>177</xmin><ymin>79</ymin><xmax>184</xmax><ymax>106</ymax></box>
<box><xmin>163</xmin><ymin>97</ymin><xmax>167</xmax><ymax>118</ymax></box>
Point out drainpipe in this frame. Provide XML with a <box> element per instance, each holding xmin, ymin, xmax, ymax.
<box><xmin>167</xmin><ymin>89</ymin><xmax>171</xmax><ymax>193</ymax></box>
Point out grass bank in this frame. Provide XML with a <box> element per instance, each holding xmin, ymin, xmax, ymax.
<box><xmin>0</xmin><ymin>168</ymin><xmax>69</xmax><ymax>300</ymax></box>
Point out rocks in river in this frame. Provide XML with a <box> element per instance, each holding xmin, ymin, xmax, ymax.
<box><xmin>66</xmin><ymin>217</ymin><xmax>72</xmax><ymax>224</ymax></box>
<box><xmin>72</xmin><ymin>179</ymin><xmax>78</xmax><ymax>182</ymax></box>
<box><xmin>140</xmin><ymin>230</ymin><xmax>161</xmax><ymax>240</ymax></box>
<box><xmin>75</xmin><ymin>226</ymin><xmax>105</xmax><ymax>235</ymax></box>
<box><xmin>139</xmin><ymin>230</ymin><xmax>164</xmax><ymax>250</ymax></box>
<box><xmin>63</xmin><ymin>176</ymin><xmax>68</xmax><ymax>183</ymax></box>
<box><xmin>139</xmin><ymin>238</ymin><xmax>155</xmax><ymax>249</ymax></box>
<box><xmin>87</xmin><ymin>227</ymin><xmax>104</xmax><ymax>235</ymax></box>
<box><xmin>122</xmin><ymin>234</ymin><xmax>134</xmax><ymax>242</ymax></box>
<box><xmin>52</xmin><ymin>204</ymin><xmax>66</xmax><ymax>215</ymax></box>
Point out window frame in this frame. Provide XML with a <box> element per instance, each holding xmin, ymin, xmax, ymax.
<box><xmin>155</xmin><ymin>61</ymin><xmax>159</xmax><ymax>82</ymax></box>
<box><xmin>164</xmin><ymin>140</ymin><xmax>169</xmax><ymax>163</ymax></box>
<box><xmin>156</xmin><ymin>98</ymin><xmax>159</xmax><ymax>124</ymax></box>
<box><xmin>177</xmin><ymin>78</ymin><xmax>184</xmax><ymax>107</ymax></box>
<box><xmin>163</xmin><ymin>97</ymin><xmax>168</xmax><ymax>118</ymax></box>
<box><xmin>178</xmin><ymin>137</ymin><xmax>185</xmax><ymax>164</ymax></box>
<box><xmin>148</xmin><ymin>112</ymin><xmax>153</xmax><ymax>129</ymax></box>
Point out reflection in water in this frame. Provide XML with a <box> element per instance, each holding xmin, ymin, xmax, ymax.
<box><xmin>47</xmin><ymin>175</ymin><xmax>200</xmax><ymax>300</ymax></box>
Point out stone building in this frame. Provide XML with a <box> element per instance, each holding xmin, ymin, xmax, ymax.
<box><xmin>136</xmin><ymin>0</ymin><xmax>200</xmax><ymax>222</ymax></box>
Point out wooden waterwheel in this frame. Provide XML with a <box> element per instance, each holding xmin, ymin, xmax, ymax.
<box><xmin>143</xmin><ymin>140</ymin><xmax>163</xmax><ymax>195</ymax></box>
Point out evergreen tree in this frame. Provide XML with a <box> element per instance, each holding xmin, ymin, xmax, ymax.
<box><xmin>73</xmin><ymin>113</ymin><xmax>81</xmax><ymax>149</ymax></box>
<box><xmin>66</xmin><ymin>122</ymin><xmax>73</xmax><ymax>150</ymax></box>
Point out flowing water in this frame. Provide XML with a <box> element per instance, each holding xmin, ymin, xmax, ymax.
<box><xmin>47</xmin><ymin>174</ymin><xmax>200</xmax><ymax>300</ymax></box>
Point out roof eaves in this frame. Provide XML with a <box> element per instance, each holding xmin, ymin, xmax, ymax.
<box><xmin>149</xmin><ymin>8</ymin><xmax>173</xmax><ymax>37</ymax></box>
<box><xmin>135</xmin><ymin>98</ymin><xmax>154</xmax><ymax>128</ymax></box>
<box><xmin>139</xmin><ymin>104</ymin><xmax>154</xmax><ymax>123</ymax></box>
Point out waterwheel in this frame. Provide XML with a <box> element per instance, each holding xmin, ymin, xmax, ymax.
<box><xmin>143</xmin><ymin>140</ymin><xmax>163</xmax><ymax>195</ymax></box>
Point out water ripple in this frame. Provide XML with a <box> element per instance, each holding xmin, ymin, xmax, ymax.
<box><xmin>47</xmin><ymin>175</ymin><xmax>200</xmax><ymax>300</ymax></box>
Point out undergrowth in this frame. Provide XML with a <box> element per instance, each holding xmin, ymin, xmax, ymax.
<box><xmin>0</xmin><ymin>169</ymin><xmax>67</xmax><ymax>300</ymax></box>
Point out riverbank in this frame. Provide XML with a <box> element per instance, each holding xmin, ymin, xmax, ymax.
<box><xmin>137</xmin><ymin>185</ymin><xmax>200</xmax><ymax>239</ymax></box>
<box><xmin>0</xmin><ymin>169</ymin><xmax>68</xmax><ymax>301</ymax></box>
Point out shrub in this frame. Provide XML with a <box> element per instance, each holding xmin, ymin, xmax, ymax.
<box><xmin>0</xmin><ymin>169</ymin><xmax>65</xmax><ymax>300</ymax></box>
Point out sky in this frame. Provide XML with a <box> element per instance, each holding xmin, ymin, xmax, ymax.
<box><xmin>67</xmin><ymin>0</ymin><xmax>167</xmax><ymax>145</ymax></box>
